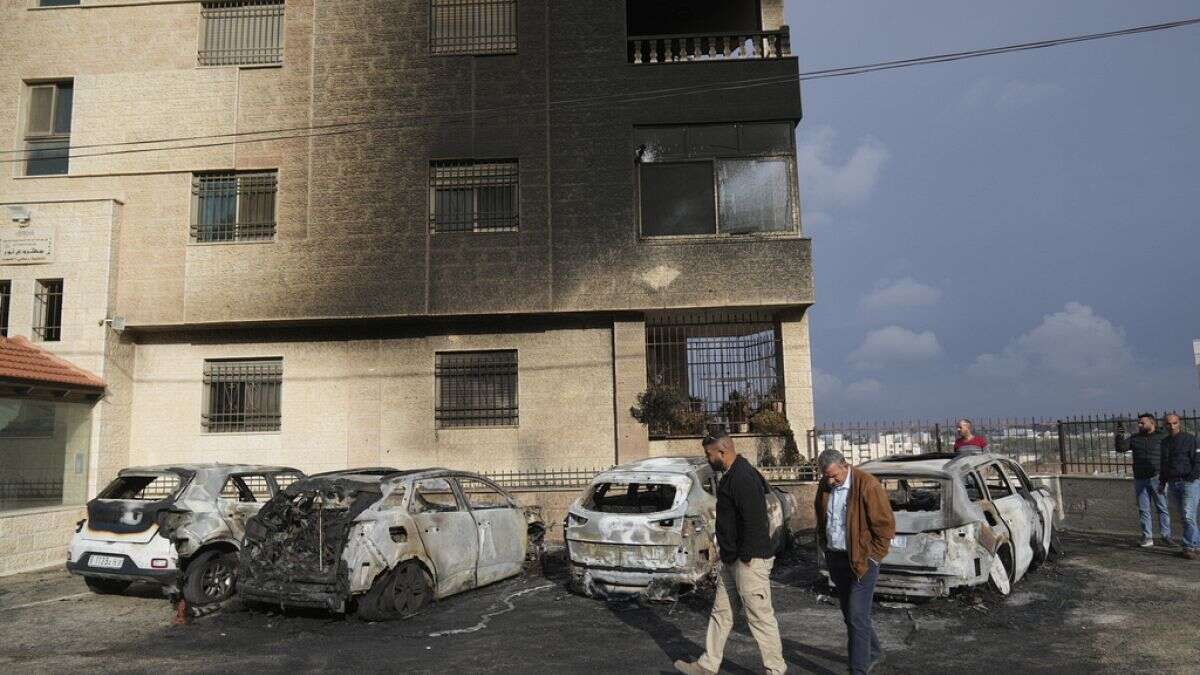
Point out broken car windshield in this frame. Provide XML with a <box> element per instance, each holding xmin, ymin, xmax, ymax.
<box><xmin>98</xmin><ymin>474</ymin><xmax>182</xmax><ymax>501</ymax></box>
<box><xmin>583</xmin><ymin>482</ymin><xmax>678</xmax><ymax>514</ymax></box>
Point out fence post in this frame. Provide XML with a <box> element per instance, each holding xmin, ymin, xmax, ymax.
<box><xmin>1057</xmin><ymin>420</ymin><xmax>1068</xmax><ymax>474</ymax></box>
<box><xmin>934</xmin><ymin>423</ymin><xmax>942</xmax><ymax>453</ymax></box>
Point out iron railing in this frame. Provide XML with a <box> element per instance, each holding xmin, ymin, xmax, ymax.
<box><xmin>629</xmin><ymin>27</ymin><xmax>791</xmax><ymax>65</ymax></box>
<box><xmin>32</xmin><ymin>278</ymin><xmax>63</xmax><ymax>342</ymax></box>
<box><xmin>429</xmin><ymin>159</ymin><xmax>519</xmax><ymax>233</ymax></box>
<box><xmin>435</xmin><ymin>350</ymin><xmax>519</xmax><ymax>428</ymax></box>
<box><xmin>0</xmin><ymin>280</ymin><xmax>10</xmax><ymax>337</ymax></box>
<box><xmin>1058</xmin><ymin>411</ymin><xmax>1200</xmax><ymax>476</ymax></box>
<box><xmin>199</xmin><ymin>0</ymin><xmax>285</xmax><ymax>66</ymax></box>
<box><xmin>202</xmin><ymin>358</ymin><xmax>282</xmax><ymax>432</ymax></box>
<box><xmin>0</xmin><ymin>468</ymin><xmax>65</xmax><ymax>510</ymax></box>
<box><xmin>430</xmin><ymin>0</ymin><xmax>518</xmax><ymax>55</ymax></box>
<box><xmin>485</xmin><ymin>467</ymin><xmax>608</xmax><ymax>490</ymax></box>
<box><xmin>191</xmin><ymin>171</ymin><xmax>278</xmax><ymax>242</ymax></box>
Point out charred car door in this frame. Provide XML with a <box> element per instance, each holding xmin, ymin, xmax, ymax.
<box><xmin>456</xmin><ymin>476</ymin><xmax>525</xmax><ymax>587</ymax></box>
<box><xmin>217</xmin><ymin>473</ymin><xmax>273</xmax><ymax>540</ymax></box>
<box><xmin>409</xmin><ymin>478</ymin><xmax>479</xmax><ymax>597</ymax></box>
<box><xmin>979</xmin><ymin>463</ymin><xmax>1032</xmax><ymax>580</ymax></box>
<box><xmin>1000</xmin><ymin>460</ymin><xmax>1053</xmax><ymax>560</ymax></box>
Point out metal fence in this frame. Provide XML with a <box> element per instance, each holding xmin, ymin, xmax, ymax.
<box><xmin>1058</xmin><ymin>411</ymin><xmax>1200</xmax><ymax>476</ymax></box>
<box><xmin>199</xmin><ymin>0</ymin><xmax>285</xmax><ymax>67</ymax></box>
<box><xmin>485</xmin><ymin>467</ymin><xmax>609</xmax><ymax>490</ymax></box>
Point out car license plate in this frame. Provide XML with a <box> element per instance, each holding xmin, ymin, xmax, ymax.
<box><xmin>89</xmin><ymin>554</ymin><xmax>124</xmax><ymax>569</ymax></box>
<box><xmin>890</xmin><ymin>536</ymin><xmax>908</xmax><ymax>549</ymax></box>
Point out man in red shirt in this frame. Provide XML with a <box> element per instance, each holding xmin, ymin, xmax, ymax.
<box><xmin>953</xmin><ymin>418</ymin><xmax>988</xmax><ymax>453</ymax></box>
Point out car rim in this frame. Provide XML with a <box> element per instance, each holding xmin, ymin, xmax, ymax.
<box><xmin>393</xmin><ymin>564</ymin><xmax>425</xmax><ymax>615</ymax></box>
<box><xmin>988</xmin><ymin>553</ymin><xmax>1011</xmax><ymax>595</ymax></box>
<box><xmin>202</xmin><ymin>559</ymin><xmax>234</xmax><ymax>600</ymax></box>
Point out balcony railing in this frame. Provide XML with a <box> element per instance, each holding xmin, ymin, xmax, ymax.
<box><xmin>628</xmin><ymin>27</ymin><xmax>791</xmax><ymax>65</ymax></box>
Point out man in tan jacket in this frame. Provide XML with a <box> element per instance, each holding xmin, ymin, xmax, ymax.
<box><xmin>814</xmin><ymin>449</ymin><xmax>895</xmax><ymax>674</ymax></box>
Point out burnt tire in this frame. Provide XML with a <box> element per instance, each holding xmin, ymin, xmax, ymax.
<box><xmin>84</xmin><ymin>577</ymin><xmax>131</xmax><ymax>595</ymax></box>
<box><xmin>182</xmin><ymin>550</ymin><xmax>238</xmax><ymax>606</ymax></box>
<box><xmin>357</xmin><ymin>561</ymin><xmax>431</xmax><ymax>622</ymax></box>
<box><xmin>987</xmin><ymin>546</ymin><xmax>1014</xmax><ymax>596</ymax></box>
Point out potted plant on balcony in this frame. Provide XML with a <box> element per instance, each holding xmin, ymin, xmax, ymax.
<box><xmin>723</xmin><ymin>390</ymin><xmax>752</xmax><ymax>433</ymax></box>
<box><xmin>630</xmin><ymin>384</ymin><xmax>689</xmax><ymax>437</ymax></box>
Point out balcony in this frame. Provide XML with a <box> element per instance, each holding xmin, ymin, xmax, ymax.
<box><xmin>628</xmin><ymin>28</ymin><xmax>791</xmax><ymax>65</ymax></box>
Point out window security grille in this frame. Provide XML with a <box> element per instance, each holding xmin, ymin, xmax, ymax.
<box><xmin>200</xmin><ymin>0</ymin><xmax>285</xmax><ymax>66</ymax></box>
<box><xmin>645</xmin><ymin>310</ymin><xmax>784</xmax><ymax>435</ymax></box>
<box><xmin>202</xmin><ymin>358</ymin><xmax>282</xmax><ymax>432</ymax></box>
<box><xmin>24</xmin><ymin>81</ymin><xmax>72</xmax><ymax>176</ymax></box>
<box><xmin>0</xmin><ymin>281</ymin><xmax>9</xmax><ymax>337</ymax></box>
<box><xmin>192</xmin><ymin>171</ymin><xmax>277</xmax><ymax>242</ymax></box>
<box><xmin>435</xmin><ymin>351</ymin><xmax>518</xmax><ymax>428</ymax></box>
<box><xmin>429</xmin><ymin>160</ymin><xmax>518</xmax><ymax>233</ymax></box>
<box><xmin>32</xmin><ymin>279</ymin><xmax>63</xmax><ymax>342</ymax></box>
<box><xmin>430</xmin><ymin>0</ymin><xmax>517</xmax><ymax>55</ymax></box>
<box><xmin>132</xmin><ymin>475</ymin><xmax>181</xmax><ymax>500</ymax></box>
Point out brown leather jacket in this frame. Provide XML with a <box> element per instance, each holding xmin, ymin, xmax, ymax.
<box><xmin>814</xmin><ymin>466</ymin><xmax>896</xmax><ymax>579</ymax></box>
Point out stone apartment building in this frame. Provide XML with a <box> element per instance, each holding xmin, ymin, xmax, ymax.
<box><xmin>0</xmin><ymin>0</ymin><xmax>813</xmax><ymax>573</ymax></box>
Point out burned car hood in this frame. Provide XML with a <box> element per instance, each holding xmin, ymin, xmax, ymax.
<box><xmin>241</xmin><ymin>476</ymin><xmax>383</xmax><ymax>593</ymax></box>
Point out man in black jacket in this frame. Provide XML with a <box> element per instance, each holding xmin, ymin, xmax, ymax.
<box><xmin>1158</xmin><ymin>413</ymin><xmax>1200</xmax><ymax>559</ymax></box>
<box><xmin>675</xmin><ymin>428</ymin><xmax>785</xmax><ymax>675</ymax></box>
<box><xmin>1115</xmin><ymin>413</ymin><xmax>1171</xmax><ymax>547</ymax></box>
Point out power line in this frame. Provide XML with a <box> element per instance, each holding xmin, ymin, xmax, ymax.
<box><xmin>2</xmin><ymin>17</ymin><xmax>1196</xmax><ymax>164</ymax></box>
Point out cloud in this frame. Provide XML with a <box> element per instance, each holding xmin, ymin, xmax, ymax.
<box><xmin>861</xmin><ymin>277</ymin><xmax>943</xmax><ymax>313</ymax></box>
<box><xmin>813</xmin><ymin>368</ymin><xmax>884</xmax><ymax>402</ymax></box>
<box><xmin>968</xmin><ymin>302</ymin><xmax>1134</xmax><ymax>381</ymax></box>
<box><xmin>797</xmin><ymin>126</ymin><xmax>889</xmax><ymax>216</ymax></box>
<box><xmin>849</xmin><ymin>326</ymin><xmax>944</xmax><ymax>370</ymax></box>
<box><xmin>963</xmin><ymin>78</ymin><xmax>1062</xmax><ymax>111</ymax></box>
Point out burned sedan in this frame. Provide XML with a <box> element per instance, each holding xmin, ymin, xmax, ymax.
<box><xmin>822</xmin><ymin>453</ymin><xmax>1057</xmax><ymax>598</ymax></box>
<box><xmin>564</xmin><ymin>457</ymin><xmax>799</xmax><ymax>599</ymax></box>
<box><xmin>67</xmin><ymin>464</ymin><xmax>304</xmax><ymax>605</ymax></box>
<box><xmin>239</xmin><ymin>468</ymin><xmax>543</xmax><ymax>620</ymax></box>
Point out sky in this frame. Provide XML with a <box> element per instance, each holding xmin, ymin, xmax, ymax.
<box><xmin>783</xmin><ymin>1</ymin><xmax>1200</xmax><ymax>421</ymax></box>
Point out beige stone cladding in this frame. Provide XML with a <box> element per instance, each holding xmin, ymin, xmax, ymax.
<box><xmin>129</xmin><ymin>322</ymin><xmax>617</xmax><ymax>474</ymax></box>
<box><xmin>0</xmin><ymin>505</ymin><xmax>85</xmax><ymax>577</ymax></box>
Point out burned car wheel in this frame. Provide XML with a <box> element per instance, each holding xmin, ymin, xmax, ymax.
<box><xmin>358</xmin><ymin>560</ymin><xmax>432</xmax><ymax>622</ymax></box>
<box><xmin>84</xmin><ymin>577</ymin><xmax>132</xmax><ymax>595</ymax></box>
<box><xmin>183</xmin><ymin>550</ymin><xmax>238</xmax><ymax>606</ymax></box>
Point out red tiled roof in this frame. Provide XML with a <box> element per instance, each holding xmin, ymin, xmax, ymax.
<box><xmin>0</xmin><ymin>336</ymin><xmax>105</xmax><ymax>391</ymax></box>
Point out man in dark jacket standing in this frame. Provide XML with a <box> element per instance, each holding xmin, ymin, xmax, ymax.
<box><xmin>1158</xmin><ymin>413</ymin><xmax>1199</xmax><ymax>559</ymax></box>
<box><xmin>815</xmin><ymin>449</ymin><xmax>895</xmax><ymax>674</ymax></box>
<box><xmin>1115</xmin><ymin>413</ymin><xmax>1170</xmax><ymax>547</ymax></box>
<box><xmin>675</xmin><ymin>428</ymin><xmax>785</xmax><ymax>675</ymax></box>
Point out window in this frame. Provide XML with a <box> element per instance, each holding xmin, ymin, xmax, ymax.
<box><xmin>635</xmin><ymin>122</ymin><xmax>797</xmax><ymax>237</ymax></box>
<box><xmin>38</xmin><ymin>1</ymin><xmax>81</xmax><ymax>6</ymax></box>
<box><xmin>879</xmin><ymin>477</ymin><xmax>943</xmax><ymax>513</ymax></box>
<box><xmin>98</xmin><ymin>474</ymin><xmax>182</xmax><ymax>501</ymax></box>
<box><xmin>435</xmin><ymin>350</ymin><xmax>518</xmax><ymax>428</ymax></box>
<box><xmin>32</xmin><ymin>279</ymin><xmax>63</xmax><ymax>342</ymax></box>
<box><xmin>962</xmin><ymin>473</ymin><xmax>985</xmax><ymax>502</ymax></box>
<box><xmin>981</xmin><ymin>464</ymin><xmax>1013</xmax><ymax>500</ymax></box>
<box><xmin>272</xmin><ymin>472</ymin><xmax>302</xmax><ymax>491</ymax></box>
<box><xmin>191</xmin><ymin>171</ymin><xmax>277</xmax><ymax>242</ymax></box>
<box><xmin>202</xmin><ymin>358</ymin><xmax>282</xmax><ymax>432</ymax></box>
<box><xmin>644</xmin><ymin>310</ymin><xmax>783</xmax><ymax>435</ymax></box>
<box><xmin>220</xmin><ymin>474</ymin><xmax>272</xmax><ymax>502</ymax></box>
<box><xmin>23</xmin><ymin>81</ymin><xmax>73</xmax><ymax>176</ymax></box>
<box><xmin>199</xmin><ymin>1</ymin><xmax>284</xmax><ymax>66</ymax></box>
<box><xmin>410</xmin><ymin>478</ymin><xmax>461</xmax><ymax>513</ymax></box>
<box><xmin>430</xmin><ymin>0</ymin><xmax>517</xmax><ymax>55</ymax></box>
<box><xmin>583</xmin><ymin>482</ymin><xmax>679</xmax><ymax>514</ymax></box>
<box><xmin>0</xmin><ymin>281</ymin><xmax>9</xmax><ymax>337</ymax></box>
<box><xmin>429</xmin><ymin>160</ymin><xmax>518</xmax><ymax>233</ymax></box>
<box><xmin>1001</xmin><ymin>460</ymin><xmax>1032</xmax><ymax>495</ymax></box>
<box><xmin>457</xmin><ymin>477</ymin><xmax>512</xmax><ymax>510</ymax></box>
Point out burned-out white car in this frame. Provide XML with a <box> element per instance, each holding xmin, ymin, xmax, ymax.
<box><xmin>823</xmin><ymin>453</ymin><xmax>1058</xmax><ymax>597</ymax></box>
<box><xmin>564</xmin><ymin>457</ymin><xmax>800</xmax><ymax>599</ymax></box>
<box><xmin>239</xmin><ymin>468</ymin><xmax>544</xmax><ymax>620</ymax></box>
<box><xmin>67</xmin><ymin>464</ymin><xmax>304</xmax><ymax>605</ymax></box>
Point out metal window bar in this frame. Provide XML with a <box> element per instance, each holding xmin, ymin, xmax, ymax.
<box><xmin>430</xmin><ymin>0</ymin><xmax>517</xmax><ymax>55</ymax></box>
<box><xmin>133</xmin><ymin>474</ymin><xmax>181</xmax><ymax>500</ymax></box>
<box><xmin>644</xmin><ymin>310</ymin><xmax>784</xmax><ymax>437</ymax></box>
<box><xmin>202</xmin><ymin>358</ymin><xmax>282</xmax><ymax>432</ymax></box>
<box><xmin>199</xmin><ymin>0</ymin><xmax>284</xmax><ymax>66</ymax></box>
<box><xmin>483</xmin><ymin>467</ymin><xmax>611</xmax><ymax>489</ymax></box>
<box><xmin>0</xmin><ymin>281</ymin><xmax>10</xmax><ymax>337</ymax></box>
<box><xmin>429</xmin><ymin>160</ymin><xmax>518</xmax><ymax>232</ymax></box>
<box><xmin>435</xmin><ymin>350</ymin><xmax>518</xmax><ymax>428</ymax></box>
<box><xmin>192</xmin><ymin>171</ymin><xmax>277</xmax><ymax>242</ymax></box>
<box><xmin>32</xmin><ymin>279</ymin><xmax>63</xmax><ymax>342</ymax></box>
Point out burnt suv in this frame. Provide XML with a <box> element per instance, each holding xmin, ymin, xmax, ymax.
<box><xmin>67</xmin><ymin>464</ymin><xmax>304</xmax><ymax>605</ymax></box>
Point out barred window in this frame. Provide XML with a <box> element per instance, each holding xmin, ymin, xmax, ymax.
<box><xmin>435</xmin><ymin>350</ymin><xmax>518</xmax><ymax>428</ymax></box>
<box><xmin>220</xmin><ymin>474</ymin><xmax>272</xmax><ymax>501</ymax></box>
<box><xmin>429</xmin><ymin>160</ymin><xmax>518</xmax><ymax>233</ymax></box>
<box><xmin>23</xmin><ymin>81</ymin><xmax>72</xmax><ymax>176</ymax></box>
<box><xmin>202</xmin><ymin>358</ymin><xmax>282</xmax><ymax>432</ymax></box>
<box><xmin>33</xmin><ymin>279</ymin><xmax>63</xmax><ymax>342</ymax></box>
<box><xmin>645</xmin><ymin>310</ymin><xmax>784</xmax><ymax>436</ymax></box>
<box><xmin>191</xmin><ymin>171</ymin><xmax>277</xmax><ymax>242</ymax></box>
<box><xmin>0</xmin><ymin>281</ymin><xmax>10</xmax><ymax>337</ymax></box>
<box><xmin>272</xmin><ymin>472</ymin><xmax>302</xmax><ymax>491</ymax></box>
<box><xmin>430</xmin><ymin>0</ymin><xmax>517</xmax><ymax>55</ymax></box>
<box><xmin>200</xmin><ymin>0</ymin><xmax>284</xmax><ymax>67</ymax></box>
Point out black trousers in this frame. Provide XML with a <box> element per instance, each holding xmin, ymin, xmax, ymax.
<box><xmin>826</xmin><ymin>550</ymin><xmax>882</xmax><ymax>674</ymax></box>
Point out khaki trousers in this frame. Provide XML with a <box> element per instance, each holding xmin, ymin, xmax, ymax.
<box><xmin>697</xmin><ymin>558</ymin><xmax>786</xmax><ymax>674</ymax></box>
